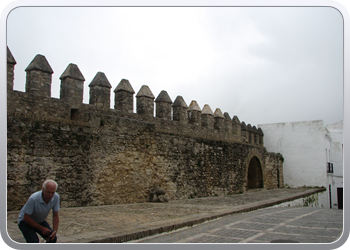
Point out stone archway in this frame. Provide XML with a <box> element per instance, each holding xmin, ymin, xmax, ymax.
<box><xmin>247</xmin><ymin>156</ymin><xmax>264</xmax><ymax>189</ymax></box>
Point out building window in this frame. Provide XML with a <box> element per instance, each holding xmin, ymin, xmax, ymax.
<box><xmin>327</xmin><ymin>162</ymin><xmax>334</xmax><ymax>173</ymax></box>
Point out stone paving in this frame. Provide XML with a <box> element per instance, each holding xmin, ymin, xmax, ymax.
<box><xmin>6</xmin><ymin>187</ymin><xmax>339</xmax><ymax>244</ymax></box>
<box><xmin>130</xmin><ymin>206</ymin><xmax>343</xmax><ymax>243</ymax></box>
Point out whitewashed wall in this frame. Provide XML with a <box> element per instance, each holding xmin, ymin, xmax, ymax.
<box><xmin>326</xmin><ymin>120</ymin><xmax>343</xmax><ymax>175</ymax></box>
<box><xmin>258</xmin><ymin>120</ymin><xmax>328</xmax><ymax>188</ymax></box>
<box><xmin>326</xmin><ymin>120</ymin><xmax>343</xmax><ymax>209</ymax></box>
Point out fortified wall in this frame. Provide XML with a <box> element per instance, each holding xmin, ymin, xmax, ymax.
<box><xmin>7</xmin><ymin>47</ymin><xmax>284</xmax><ymax>211</ymax></box>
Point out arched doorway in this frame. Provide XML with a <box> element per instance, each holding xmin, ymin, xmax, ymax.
<box><xmin>247</xmin><ymin>156</ymin><xmax>264</xmax><ymax>189</ymax></box>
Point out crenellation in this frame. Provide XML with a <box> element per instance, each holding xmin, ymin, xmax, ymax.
<box><xmin>247</xmin><ymin>124</ymin><xmax>253</xmax><ymax>144</ymax></box>
<box><xmin>188</xmin><ymin>100</ymin><xmax>201</xmax><ymax>126</ymax></box>
<box><xmin>25</xmin><ymin>54</ymin><xmax>53</xmax><ymax>97</ymax></box>
<box><xmin>7</xmin><ymin>49</ymin><xmax>284</xmax><ymax>210</ymax></box>
<box><xmin>213</xmin><ymin>108</ymin><xmax>225</xmax><ymax>131</ymax></box>
<box><xmin>258</xmin><ymin>127</ymin><xmax>264</xmax><ymax>145</ymax></box>
<box><xmin>6</xmin><ymin>50</ymin><xmax>266</xmax><ymax>145</ymax></box>
<box><xmin>252</xmin><ymin>126</ymin><xmax>259</xmax><ymax>145</ymax></box>
<box><xmin>89</xmin><ymin>72</ymin><xmax>112</xmax><ymax>110</ymax></box>
<box><xmin>172</xmin><ymin>96</ymin><xmax>188</xmax><ymax>124</ymax></box>
<box><xmin>114</xmin><ymin>79</ymin><xmax>135</xmax><ymax>113</ymax></box>
<box><xmin>241</xmin><ymin>122</ymin><xmax>248</xmax><ymax>143</ymax></box>
<box><xmin>7</xmin><ymin>47</ymin><xmax>16</xmax><ymax>92</ymax></box>
<box><xmin>249</xmin><ymin>124</ymin><xmax>258</xmax><ymax>145</ymax></box>
<box><xmin>201</xmin><ymin>104</ymin><xmax>214</xmax><ymax>130</ymax></box>
<box><xmin>155</xmin><ymin>90</ymin><xmax>172</xmax><ymax>120</ymax></box>
<box><xmin>232</xmin><ymin>115</ymin><xmax>241</xmax><ymax>140</ymax></box>
<box><xmin>223</xmin><ymin>112</ymin><xmax>233</xmax><ymax>137</ymax></box>
<box><xmin>136</xmin><ymin>85</ymin><xmax>155</xmax><ymax>118</ymax></box>
<box><xmin>60</xmin><ymin>63</ymin><xmax>85</xmax><ymax>109</ymax></box>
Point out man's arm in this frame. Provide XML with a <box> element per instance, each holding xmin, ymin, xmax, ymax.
<box><xmin>49</xmin><ymin>212</ymin><xmax>59</xmax><ymax>240</ymax></box>
<box><xmin>23</xmin><ymin>213</ymin><xmax>51</xmax><ymax>236</ymax></box>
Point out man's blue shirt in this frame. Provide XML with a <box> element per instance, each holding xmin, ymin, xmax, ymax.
<box><xmin>18</xmin><ymin>191</ymin><xmax>60</xmax><ymax>224</ymax></box>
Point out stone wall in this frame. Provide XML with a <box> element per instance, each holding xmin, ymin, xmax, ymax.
<box><xmin>7</xmin><ymin>48</ymin><xmax>283</xmax><ymax>211</ymax></box>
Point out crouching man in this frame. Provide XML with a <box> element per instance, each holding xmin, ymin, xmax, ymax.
<box><xmin>18</xmin><ymin>180</ymin><xmax>60</xmax><ymax>243</ymax></box>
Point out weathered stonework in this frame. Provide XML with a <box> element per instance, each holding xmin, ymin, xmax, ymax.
<box><xmin>7</xmin><ymin>47</ymin><xmax>16</xmax><ymax>92</ymax></box>
<box><xmin>188</xmin><ymin>100</ymin><xmax>202</xmax><ymax>126</ymax></box>
<box><xmin>7</xmin><ymin>49</ymin><xmax>284</xmax><ymax>211</ymax></box>
<box><xmin>114</xmin><ymin>79</ymin><xmax>135</xmax><ymax>113</ymax></box>
<box><xmin>155</xmin><ymin>91</ymin><xmax>172</xmax><ymax>120</ymax></box>
<box><xmin>59</xmin><ymin>63</ymin><xmax>85</xmax><ymax>109</ymax></box>
<box><xmin>172</xmin><ymin>96</ymin><xmax>188</xmax><ymax>124</ymax></box>
<box><xmin>89</xmin><ymin>72</ymin><xmax>112</xmax><ymax>110</ymax></box>
<box><xmin>136</xmin><ymin>85</ymin><xmax>155</xmax><ymax>118</ymax></box>
<box><xmin>25</xmin><ymin>54</ymin><xmax>53</xmax><ymax>97</ymax></box>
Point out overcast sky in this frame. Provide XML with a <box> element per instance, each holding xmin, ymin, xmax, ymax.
<box><xmin>6</xmin><ymin>6</ymin><xmax>343</xmax><ymax>126</ymax></box>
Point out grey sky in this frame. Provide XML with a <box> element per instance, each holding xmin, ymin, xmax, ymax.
<box><xmin>6</xmin><ymin>6</ymin><xmax>343</xmax><ymax>126</ymax></box>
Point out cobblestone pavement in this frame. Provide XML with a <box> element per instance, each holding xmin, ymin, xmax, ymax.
<box><xmin>6</xmin><ymin>188</ymin><xmax>339</xmax><ymax>244</ymax></box>
<box><xmin>129</xmin><ymin>206</ymin><xmax>343</xmax><ymax>243</ymax></box>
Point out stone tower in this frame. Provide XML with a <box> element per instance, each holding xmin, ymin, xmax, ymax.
<box><xmin>114</xmin><ymin>79</ymin><xmax>135</xmax><ymax>113</ymax></box>
<box><xmin>59</xmin><ymin>63</ymin><xmax>85</xmax><ymax>109</ymax></box>
<box><xmin>155</xmin><ymin>90</ymin><xmax>172</xmax><ymax>120</ymax></box>
<box><xmin>25</xmin><ymin>54</ymin><xmax>54</xmax><ymax>97</ymax></box>
<box><xmin>89</xmin><ymin>72</ymin><xmax>112</xmax><ymax>110</ymax></box>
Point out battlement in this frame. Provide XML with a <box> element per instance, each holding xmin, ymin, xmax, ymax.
<box><xmin>7</xmin><ymin>47</ymin><xmax>263</xmax><ymax>146</ymax></box>
<box><xmin>7</xmin><ymin>47</ymin><xmax>284</xmax><ymax>210</ymax></box>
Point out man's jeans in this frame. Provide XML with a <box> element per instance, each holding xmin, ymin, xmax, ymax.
<box><xmin>18</xmin><ymin>220</ymin><xmax>57</xmax><ymax>243</ymax></box>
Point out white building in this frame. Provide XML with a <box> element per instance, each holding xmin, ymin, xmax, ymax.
<box><xmin>258</xmin><ymin>120</ymin><xmax>343</xmax><ymax>209</ymax></box>
<box><xmin>326</xmin><ymin>120</ymin><xmax>343</xmax><ymax>209</ymax></box>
